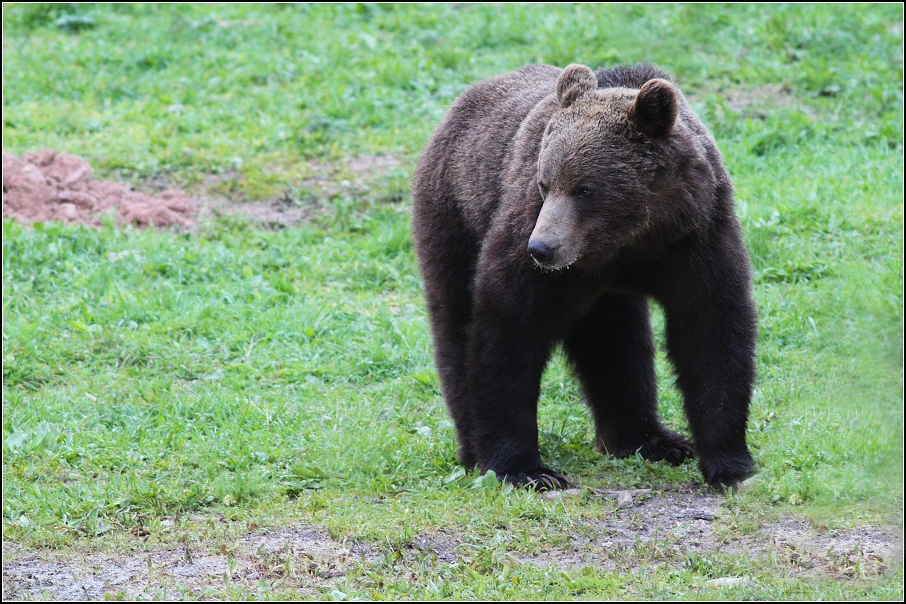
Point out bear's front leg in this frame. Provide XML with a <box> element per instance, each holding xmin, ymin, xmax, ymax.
<box><xmin>658</xmin><ymin>232</ymin><xmax>758</xmax><ymax>490</ymax></box>
<box><xmin>465</xmin><ymin>268</ymin><xmax>570</xmax><ymax>490</ymax></box>
<box><xmin>563</xmin><ymin>292</ymin><xmax>695</xmax><ymax>466</ymax></box>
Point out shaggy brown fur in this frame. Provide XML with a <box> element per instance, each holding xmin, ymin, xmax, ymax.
<box><xmin>412</xmin><ymin>63</ymin><xmax>757</xmax><ymax>490</ymax></box>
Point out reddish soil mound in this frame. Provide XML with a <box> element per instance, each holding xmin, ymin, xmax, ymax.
<box><xmin>2</xmin><ymin>149</ymin><xmax>195</xmax><ymax>228</ymax></box>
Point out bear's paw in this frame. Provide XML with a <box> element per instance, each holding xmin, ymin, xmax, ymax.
<box><xmin>638</xmin><ymin>429</ymin><xmax>696</xmax><ymax>466</ymax></box>
<box><xmin>699</xmin><ymin>452</ymin><xmax>756</xmax><ymax>492</ymax></box>
<box><xmin>500</xmin><ymin>468</ymin><xmax>571</xmax><ymax>491</ymax></box>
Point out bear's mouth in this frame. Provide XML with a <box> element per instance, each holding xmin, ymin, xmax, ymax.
<box><xmin>533</xmin><ymin>254</ymin><xmax>579</xmax><ymax>273</ymax></box>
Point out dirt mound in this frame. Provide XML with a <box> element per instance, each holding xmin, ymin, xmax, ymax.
<box><xmin>2</xmin><ymin>149</ymin><xmax>195</xmax><ymax>228</ymax></box>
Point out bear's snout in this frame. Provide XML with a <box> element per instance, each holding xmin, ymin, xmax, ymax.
<box><xmin>527</xmin><ymin>239</ymin><xmax>557</xmax><ymax>265</ymax></box>
<box><xmin>529</xmin><ymin>195</ymin><xmax>575</xmax><ymax>269</ymax></box>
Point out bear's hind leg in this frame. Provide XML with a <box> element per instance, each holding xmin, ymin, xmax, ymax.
<box><xmin>563</xmin><ymin>293</ymin><xmax>694</xmax><ymax>466</ymax></box>
<box><xmin>429</xmin><ymin>305</ymin><xmax>476</xmax><ymax>468</ymax></box>
<box><xmin>413</xmin><ymin>201</ymin><xmax>479</xmax><ymax>468</ymax></box>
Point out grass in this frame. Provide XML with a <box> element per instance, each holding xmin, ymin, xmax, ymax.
<box><xmin>2</xmin><ymin>2</ymin><xmax>904</xmax><ymax>600</ymax></box>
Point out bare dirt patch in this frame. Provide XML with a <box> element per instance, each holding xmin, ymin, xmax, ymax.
<box><xmin>517</xmin><ymin>486</ymin><xmax>901</xmax><ymax>579</ymax></box>
<box><xmin>764</xmin><ymin>518</ymin><xmax>899</xmax><ymax>578</ymax></box>
<box><xmin>686</xmin><ymin>84</ymin><xmax>802</xmax><ymax>122</ymax></box>
<box><xmin>206</xmin><ymin>153</ymin><xmax>405</xmax><ymax>229</ymax></box>
<box><xmin>217</xmin><ymin>154</ymin><xmax>401</xmax><ymax>228</ymax></box>
<box><xmin>3</xmin><ymin>149</ymin><xmax>195</xmax><ymax>228</ymax></box>
<box><xmin>724</xmin><ymin>84</ymin><xmax>794</xmax><ymax>113</ymax></box>
<box><xmin>2</xmin><ymin>489</ymin><xmax>901</xmax><ymax>600</ymax></box>
<box><xmin>2</xmin><ymin>524</ymin><xmax>374</xmax><ymax>601</ymax></box>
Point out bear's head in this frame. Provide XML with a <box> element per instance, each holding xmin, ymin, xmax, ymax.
<box><xmin>529</xmin><ymin>64</ymin><xmax>710</xmax><ymax>271</ymax></box>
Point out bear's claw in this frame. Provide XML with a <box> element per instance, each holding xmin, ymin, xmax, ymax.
<box><xmin>501</xmin><ymin>468</ymin><xmax>571</xmax><ymax>491</ymax></box>
<box><xmin>639</xmin><ymin>430</ymin><xmax>696</xmax><ymax>466</ymax></box>
<box><xmin>700</xmin><ymin>453</ymin><xmax>756</xmax><ymax>491</ymax></box>
<box><xmin>603</xmin><ymin>429</ymin><xmax>696</xmax><ymax>466</ymax></box>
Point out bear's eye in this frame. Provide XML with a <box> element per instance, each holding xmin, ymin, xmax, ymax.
<box><xmin>575</xmin><ymin>187</ymin><xmax>592</xmax><ymax>198</ymax></box>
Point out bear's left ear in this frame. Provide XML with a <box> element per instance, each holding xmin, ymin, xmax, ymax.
<box><xmin>557</xmin><ymin>64</ymin><xmax>597</xmax><ymax>108</ymax></box>
<box><xmin>629</xmin><ymin>78</ymin><xmax>679</xmax><ymax>137</ymax></box>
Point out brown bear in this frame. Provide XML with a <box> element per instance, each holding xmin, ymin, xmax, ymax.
<box><xmin>411</xmin><ymin>63</ymin><xmax>757</xmax><ymax>490</ymax></box>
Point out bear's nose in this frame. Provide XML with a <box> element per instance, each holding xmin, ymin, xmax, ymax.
<box><xmin>527</xmin><ymin>240</ymin><xmax>556</xmax><ymax>264</ymax></box>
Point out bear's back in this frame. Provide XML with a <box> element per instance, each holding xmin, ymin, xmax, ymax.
<box><xmin>595</xmin><ymin>64</ymin><xmax>673</xmax><ymax>90</ymax></box>
<box><xmin>413</xmin><ymin>65</ymin><xmax>561</xmax><ymax>237</ymax></box>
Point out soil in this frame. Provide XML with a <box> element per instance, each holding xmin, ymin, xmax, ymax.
<box><xmin>525</xmin><ymin>486</ymin><xmax>900</xmax><ymax>579</ymax></box>
<box><xmin>3</xmin><ymin>149</ymin><xmax>195</xmax><ymax>229</ymax></box>
<box><xmin>3</xmin><ymin>487</ymin><xmax>901</xmax><ymax>601</ymax></box>
<box><xmin>685</xmin><ymin>84</ymin><xmax>802</xmax><ymax>123</ymax></box>
<box><xmin>723</xmin><ymin>84</ymin><xmax>793</xmax><ymax>113</ymax></box>
<box><xmin>1</xmin><ymin>524</ymin><xmax>361</xmax><ymax>601</ymax></box>
<box><xmin>3</xmin><ymin>149</ymin><xmax>404</xmax><ymax>231</ymax></box>
<box><xmin>206</xmin><ymin>153</ymin><xmax>403</xmax><ymax>228</ymax></box>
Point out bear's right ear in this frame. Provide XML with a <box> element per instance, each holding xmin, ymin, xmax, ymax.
<box><xmin>557</xmin><ymin>64</ymin><xmax>597</xmax><ymax>108</ymax></box>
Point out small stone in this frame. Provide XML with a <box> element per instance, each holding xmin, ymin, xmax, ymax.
<box><xmin>542</xmin><ymin>488</ymin><xmax>583</xmax><ymax>500</ymax></box>
<box><xmin>601</xmin><ymin>488</ymin><xmax>652</xmax><ymax>500</ymax></box>
<box><xmin>601</xmin><ymin>489</ymin><xmax>651</xmax><ymax>507</ymax></box>
<box><xmin>705</xmin><ymin>577</ymin><xmax>749</xmax><ymax>587</ymax></box>
<box><xmin>625</xmin><ymin>488</ymin><xmax>652</xmax><ymax>497</ymax></box>
<box><xmin>682</xmin><ymin>510</ymin><xmax>715</xmax><ymax>521</ymax></box>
